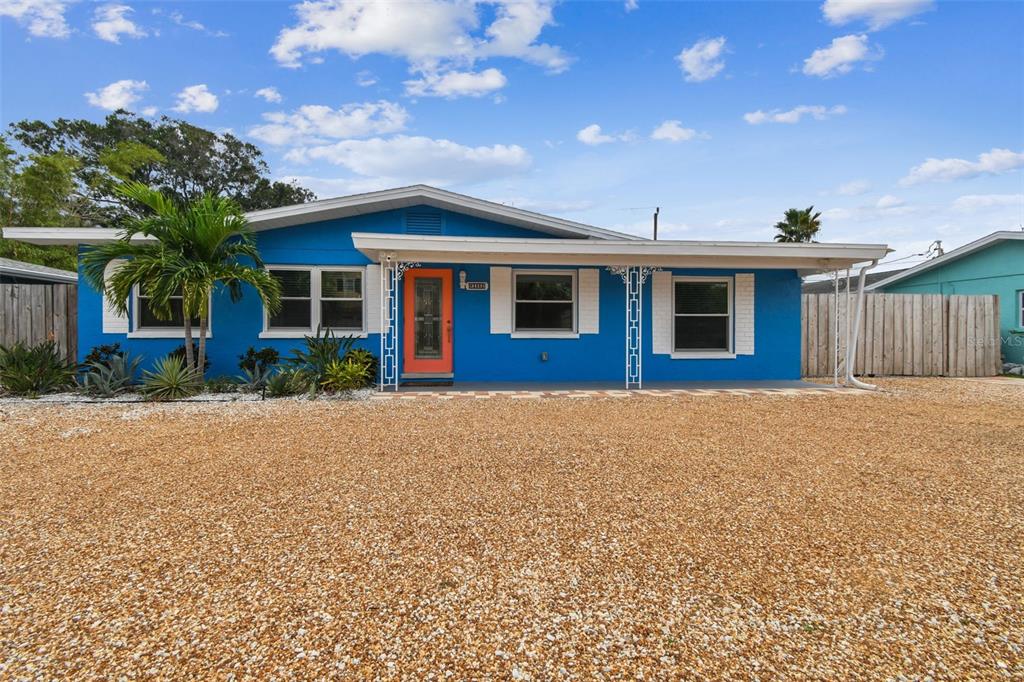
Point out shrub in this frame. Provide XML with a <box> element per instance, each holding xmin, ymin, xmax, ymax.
<box><xmin>169</xmin><ymin>343</ymin><xmax>210</xmax><ymax>372</ymax></box>
<box><xmin>265</xmin><ymin>368</ymin><xmax>309</xmax><ymax>397</ymax></box>
<box><xmin>204</xmin><ymin>375</ymin><xmax>238</xmax><ymax>394</ymax></box>
<box><xmin>83</xmin><ymin>342</ymin><xmax>124</xmax><ymax>368</ymax></box>
<box><xmin>236</xmin><ymin>365</ymin><xmax>272</xmax><ymax>393</ymax></box>
<box><xmin>343</xmin><ymin>348</ymin><xmax>378</xmax><ymax>387</ymax></box>
<box><xmin>238</xmin><ymin>346</ymin><xmax>280</xmax><ymax>374</ymax></box>
<box><xmin>321</xmin><ymin>358</ymin><xmax>372</xmax><ymax>392</ymax></box>
<box><xmin>140</xmin><ymin>356</ymin><xmax>201</xmax><ymax>401</ymax></box>
<box><xmin>82</xmin><ymin>352</ymin><xmax>142</xmax><ymax>397</ymax></box>
<box><xmin>0</xmin><ymin>341</ymin><xmax>78</xmax><ymax>397</ymax></box>
<box><xmin>284</xmin><ymin>328</ymin><xmax>356</xmax><ymax>394</ymax></box>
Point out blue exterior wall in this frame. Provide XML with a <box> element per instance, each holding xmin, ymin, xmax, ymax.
<box><xmin>877</xmin><ymin>239</ymin><xmax>1024</xmax><ymax>364</ymax></box>
<box><xmin>77</xmin><ymin>205</ymin><xmax>802</xmax><ymax>382</ymax></box>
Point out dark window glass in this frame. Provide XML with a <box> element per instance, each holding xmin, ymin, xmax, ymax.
<box><xmin>138</xmin><ymin>297</ymin><xmax>198</xmax><ymax>328</ymax></box>
<box><xmin>270</xmin><ymin>299</ymin><xmax>312</xmax><ymax>328</ymax></box>
<box><xmin>321</xmin><ymin>300</ymin><xmax>362</xmax><ymax>329</ymax></box>
<box><xmin>675</xmin><ymin>282</ymin><xmax>728</xmax><ymax>314</ymax></box>
<box><xmin>516</xmin><ymin>274</ymin><xmax>573</xmax><ymax>301</ymax></box>
<box><xmin>515</xmin><ymin>302</ymin><xmax>574</xmax><ymax>331</ymax></box>
<box><xmin>271</xmin><ymin>269</ymin><xmax>311</xmax><ymax>298</ymax></box>
<box><xmin>674</xmin><ymin>316</ymin><xmax>729</xmax><ymax>350</ymax></box>
<box><xmin>321</xmin><ymin>271</ymin><xmax>361</xmax><ymax>299</ymax></box>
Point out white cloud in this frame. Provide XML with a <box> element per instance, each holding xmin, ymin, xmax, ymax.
<box><xmin>624</xmin><ymin>0</ymin><xmax>638</xmax><ymax>11</ymax></box>
<box><xmin>283</xmin><ymin>135</ymin><xmax>532</xmax><ymax>187</ymax></box>
<box><xmin>951</xmin><ymin>194</ymin><xmax>1024</xmax><ymax>212</ymax></box>
<box><xmin>92</xmin><ymin>4</ymin><xmax>147</xmax><ymax>44</ymax></box>
<box><xmin>803</xmin><ymin>34</ymin><xmax>881</xmax><ymax>77</ymax></box>
<box><xmin>577</xmin><ymin>124</ymin><xmax>634</xmax><ymax>146</ymax></box>
<box><xmin>255</xmin><ymin>87</ymin><xmax>283</xmax><ymax>103</ymax></box>
<box><xmin>744</xmin><ymin>104</ymin><xmax>847</xmax><ymax>124</ymax></box>
<box><xmin>837</xmin><ymin>179</ymin><xmax>871</xmax><ymax>196</ymax></box>
<box><xmin>167</xmin><ymin>10</ymin><xmax>228</xmax><ymax>37</ymax></box>
<box><xmin>173</xmin><ymin>84</ymin><xmax>219</xmax><ymax>113</ymax></box>
<box><xmin>822</xmin><ymin>0</ymin><xmax>933</xmax><ymax>30</ymax></box>
<box><xmin>356</xmin><ymin>70</ymin><xmax>377</xmax><ymax>87</ymax></box>
<box><xmin>270</xmin><ymin>0</ymin><xmax>569</xmax><ymax>74</ymax></box>
<box><xmin>901</xmin><ymin>148</ymin><xmax>1024</xmax><ymax>185</ymax></box>
<box><xmin>677</xmin><ymin>36</ymin><xmax>727</xmax><ymax>82</ymax></box>
<box><xmin>84</xmin><ymin>79</ymin><xmax>148</xmax><ymax>110</ymax></box>
<box><xmin>249</xmin><ymin>100</ymin><xmax>409</xmax><ymax>146</ymax></box>
<box><xmin>650</xmin><ymin>120</ymin><xmax>699</xmax><ymax>142</ymax></box>
<box><xmin>875</xmin><ymin>194</ymin><xmax>904</xmax><ymax>209</ymax></box>
<box><xmin>404</xmin><ymin>68</ymin><xmax>507</xmax><ymax>98</ymax></box>
<box><xmin>140</xmin><ymin>105</ymin><xmax>158</xmax><ymax>117</ymax></box>
<box><xmin>0</xmin><ymin>0</ymin><xmax>70</xmax><ymax>38</ymax></box>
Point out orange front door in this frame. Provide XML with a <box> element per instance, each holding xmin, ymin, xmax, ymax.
<box><xmin>403</xmin><ymin>268</ymin><xmax>453</xmax><ymax>374</ymax></box>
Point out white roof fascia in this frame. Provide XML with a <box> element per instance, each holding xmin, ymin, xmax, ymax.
<box><xmin>351</xmin><ymin>233</ymin><xmax>891</xmax><ymax>272</ymax></box>
<box><xmin>0</xmin><ymin>259</ymin><xmax>78</xmax><ymax>283</ymax></box>
<box><xmin>1</xmin><ymin>227</ymin><xmax>156</xmax><ymax>245</ymax></box>
<box><xmin>866</xmin><ymin>231</ymin><xmax>1024</xmax><ymax>290</ymax></box>
<box><xmin>243</xmin><ymin>184</ymin><xmax>640</xmax><ymax>240</ymax></box>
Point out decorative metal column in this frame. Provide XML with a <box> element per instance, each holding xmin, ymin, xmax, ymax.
<box><xmin>607</xmin><ymin>266</ymin><xmax>657</xmax><ymax>389</ymax></box>
<box><xmin>379</xmin><ymin>254</ymin><xmax>419</xmax><ymax>391</ymax></box>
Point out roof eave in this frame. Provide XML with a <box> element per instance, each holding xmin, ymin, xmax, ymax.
<box><xmin>866</xmin><ymin>231</ymin><xmax>1024</xmax><ymax>290</ymax></box>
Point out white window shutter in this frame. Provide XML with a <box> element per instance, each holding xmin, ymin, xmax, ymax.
<box><xmin>490</xmin><ymin>266</ymin><xmax>512</xmax><ymax>334</ymax></box>
<box><xmin>365</xmin><ymin>264</ymin><xmax>382</xmax><ymax>333</ymax></box>
<box><xmin>651</xmin><ymin>270</ymin><xmax>672</xmax><ymax>355</ymax></box>
<box><xmin>102</xmin><ymin>259</ymin><xmax>129</xmax><ymax>334</ymax></box>
<box><xmin>578</xmin><ymin>268</ymin><xmax>599</xmax><ymax>334</ymax></box>
<box><xmin>735</xmin><ymin>273</ymin><xmax>755</xmax><ymax>355</ymax></box>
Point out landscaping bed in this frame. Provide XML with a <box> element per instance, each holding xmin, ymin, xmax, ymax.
<box><xmin>1</xmin><ymin>378</ymin><xmax>1021</xmax><ymax>678</ymax></box>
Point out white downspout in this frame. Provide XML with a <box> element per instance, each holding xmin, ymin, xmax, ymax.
<box><xmin>845</xmin><ymin>259</ymin><xmax>879</xmax><ymax>390</ymax></box>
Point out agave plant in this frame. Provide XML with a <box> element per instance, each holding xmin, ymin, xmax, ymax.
<box><xmin>140</xmin><ymin>356</ymin><xmax>201</xmax><ymax>401</ymax></box>
<box><xmin>0</xmin><ymin>341</ymin><xmax>78</xmax><ymax>397</ymax></box>
<box><xmin>265</xmin><ymin>368</ymin><xmax>309</xmax><ymax>398</ymax></box>
<box><xmin>236</xmin><ymin>365</ymin><xmax>272</xmax><ymax>393</ymax></box>
<box><xmin>82</xmin><ymin>352</ymin><xmax>143</xmax><ymax>397</ymax></box>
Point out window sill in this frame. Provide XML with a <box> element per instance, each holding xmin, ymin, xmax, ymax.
<box><xmin>670</xmin><ymin>351</ymin><xmax>736</xmax><ymax>360</ymax></box>
<box><xmin>511</xmin><ymin>331</ymin><xmax>579</xmax><ymax>339</ymax></box>
<box><xmin>128</xmin><ymin>330</ymin><xmax>213</xmax><ymax>339</ymax></box>
<box><xmin>259</xmin><ymin>330</ymin><xmax>369</xmax><ymax>339</ymax></box>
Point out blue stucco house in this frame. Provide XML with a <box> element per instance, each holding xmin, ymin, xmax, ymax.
<box><xmin>5</xmin><ymin>186</ymin><xmax>889</xmax><ymax>388</ymax></box>
<box><xmin>868</xmin><ymin>231</ymin><xmax>1024</xmax><ymax>366</ymax></box>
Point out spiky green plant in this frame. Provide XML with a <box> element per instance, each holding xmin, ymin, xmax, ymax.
<box><xmin>0</xmin><ymin>341</ymin><xmax>78</xmax><ymax>397</ymax></box>
<box><xmin>320</xmin><ymin>358</ymin><xmax>372</xmax><ymax>392</ymax></box>
<box><xmin>81</xmin><ymin>182</ymin><xmax>281</xmax><ymax>377</ymax></box>
<box><xmin>140</xmin><ymin>356</ymin><xmax>201</xmax><ymax>401</ymax></box>
<box><xmin>82</xmin><ymin>351</ymin><xmax>142</xmax><ymax>397</ymax></box>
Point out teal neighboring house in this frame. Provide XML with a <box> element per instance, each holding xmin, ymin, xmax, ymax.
<box><xmin>868</xmin><ymin>231</ymin><xmax>1024</xmax><ymax>365</ymax></box>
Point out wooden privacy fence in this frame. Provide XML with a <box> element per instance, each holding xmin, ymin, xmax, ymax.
<box><xmin>802</xmin><ymin>292</ymin><xmax>1001</xmax><ymax>378</ymax></box>
<box><xmin>0</xmin><ymin>284</ymin><xmax>78</xmax><ymax>361</ymax></box>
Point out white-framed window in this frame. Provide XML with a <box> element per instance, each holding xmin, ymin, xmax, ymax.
<box><xmin>261</xmin><ymin>265</ymin><xmax>366</xmax><ymax>338</ymax></box>
<box><xmin>1018</xmin><ymin>290</ymin><xmax>1024</xmax><ymax>328</ymax></box>
<box><xmin>512</xmin><ymin>269</ymin><xmax>577</xmax><ymax>336</ymax></box>
<box><xmin>672</xmin><ymin>276</ymin><xmax>733</xmax><ymax>354</ymax></box>
<box><xmin>129</xmin><ymin>286</ymin><xmax>209</xmax><ymax>338</ymax></box>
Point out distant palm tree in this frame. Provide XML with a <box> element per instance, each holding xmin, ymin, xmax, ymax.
<box><xmin>773</xmin><ymin>206</ymin><xmax>822</xmax><ymax>243</ymax></box>
<box><xmin>82</xmin><ymin>182</ymin><xmax>281</xmax><ymax>375</ymax></box>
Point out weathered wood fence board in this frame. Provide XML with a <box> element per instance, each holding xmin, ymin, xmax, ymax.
<box><xmin>0</xmin><ymin>284</ymin><xmax>78</xmax><ymax>360</ymax></box>
<box><xmin>801</xmin><ymin>292</ymin><xmax>1001</xmax><ymax>377</ymax></box>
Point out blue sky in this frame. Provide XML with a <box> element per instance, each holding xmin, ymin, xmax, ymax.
<box><xmin>2</xmin><ymin>0</ymin><xmax>1022</xmax><ymax>270</ymax></box>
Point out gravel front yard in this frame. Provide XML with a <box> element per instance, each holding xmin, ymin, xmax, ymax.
<box><xmin>1</xmin><ymin>379</ymin><xmax>1021</xmax><ymax>679</ymax></box>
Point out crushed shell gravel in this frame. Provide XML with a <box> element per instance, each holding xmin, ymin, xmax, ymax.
<box><xmin>0</xmin><ymin>378</ymin><xmax>1021</xmax><ymax>679</ymax></box>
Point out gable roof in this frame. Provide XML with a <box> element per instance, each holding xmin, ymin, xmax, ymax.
<box><xmin>866</xmin><ymin>231</ymin><xmax>1024</xmax><ymax>290</ymax></box>
<box><xmin>802</xmin><ymin>269</ymin><xmax>905</xmax><ymax>294</ymax></box>
<box><xmin>245</xmin><ymin>184</ymin><xmax>642</xmax><ymax>240</ymax></box>
<box><xmin>0</xmin><ymin>257</ymin><xmax>77</xmax><ymax>283</ymax></box>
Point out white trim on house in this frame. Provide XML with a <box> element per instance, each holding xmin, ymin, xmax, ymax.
<box><xmin>866</xmin><ymin>231</ymin><xmax>1024</xmax><ymax>291</ymax></box>
<box><xmin>352</xmin><ymin>233</ymin><xmax>890</xmax><ymax>274</ymax></box>
<box><xmin>1</xmin><ymin>227</ymin><xmax>157</xmax><ymax>245</ymax></box>
<box><xmin>129</xmin><ymin>285</ymin><xmax>212</xmax><ymax>339</ymax></box>
<box><xmin>511</xmin><ymin>269</ymin><xmax>578</xmax><ymax>338</ymax></box>
<box><xmin>1018</xmin><ymin>289</ymin><xmax>1024</xmax><ymax>329</ymax></box>
<box><xmin>259</xmin><ymin>265</ymin><xmax>369</xmax><ymax>339</ymax></box>
<box><xmin>671</xmin><ymin>275</ymin><xmax>734</xmax><ymax>358</ymax></box>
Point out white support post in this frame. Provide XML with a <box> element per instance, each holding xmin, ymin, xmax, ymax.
<box><xmin>607</xmin><ymin>266</ymin><xmax>657</xmax><ymax>390</ymax></box>
<box><xmin>378</xmin><ymin>254</ymin><xmax>419</xmax><ymax>391</ymax></box>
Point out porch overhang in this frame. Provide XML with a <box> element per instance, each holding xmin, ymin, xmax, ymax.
<box><xmin>352</xmin><ymin>233</ymin><xmax>891</xmax><ymax>275</ymax></box>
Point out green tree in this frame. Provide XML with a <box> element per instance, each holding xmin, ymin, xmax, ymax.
<box><xmin>81</xmin><ymin>183</ymin><xmax>282</xmax><ymax>375</ymax></box>
<box><xmin>8</xmin><ymin>110</ymin><xmax>314</xmax><ymax>227</ymax></box>
<box><xmin>773</xmin><ymin>206</ymin><xmax>822</xmax><ymax>243</ymax></box>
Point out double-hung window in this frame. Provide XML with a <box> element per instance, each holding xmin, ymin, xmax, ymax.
<box><xmin>673</xmin><ymin>277</ymin><xmax>732</xmax><ymax>353</ymax></box>
<box><xmin>132</xmin><ymin>286</ymin><xmax>202</xmax><ymax>335</ymax></box>
<box><xmin>264</xmin><ymin>267</ymin><xmax>365</xmax><ymax>336</ymax></box>
<box><xmin>513</xmin><ymin>271</ymin><xmax>576</xmax><ymax>334</ymax></box>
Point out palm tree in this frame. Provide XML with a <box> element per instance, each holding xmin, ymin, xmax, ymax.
<box><xmin>82</xmin><ymin>182</ymin><xmax>281</xmax><ymax>375</ymax></box>
<box><xmin>773</xmin><ymin>206</ymin><xmax>822</xmax><ymax>243</ymax></box>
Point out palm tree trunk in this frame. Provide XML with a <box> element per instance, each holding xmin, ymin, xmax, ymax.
<box><xmin>183</xmin><ymin>318</ymin><xmax>195</xmax><ymax>371</ymax></box>
<box><xmin>197</xmin><ymin>314</ymin><xmax>208</xmax><ymax>378</ymax></box>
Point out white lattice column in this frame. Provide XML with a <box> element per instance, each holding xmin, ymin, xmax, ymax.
<box><xmin>378</xmin><ymin>255</ymin><xmax>419</xmax><ymax>391</ymax></box>
<box><xmin>607</xmin><ymin>266</ymin><xmax>657</xmax><ymax>389</ymax></box>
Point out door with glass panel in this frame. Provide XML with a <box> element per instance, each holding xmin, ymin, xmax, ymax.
<box><xmin>402</xmin><ymin>269</ymin><xmax>453</xmax><ymax>374</ymax></box>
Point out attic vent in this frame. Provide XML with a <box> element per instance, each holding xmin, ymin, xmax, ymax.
<box><xmin>405</xmin><ymin>210</ymin><xmax>443</xmax><ymax>235</ymax></box>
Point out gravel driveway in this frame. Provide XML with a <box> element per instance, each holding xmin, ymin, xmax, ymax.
<box><xmin>1</xmin><ymin>379</ymin><xmax>1021</xmax><ymax>679</ymax></box>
